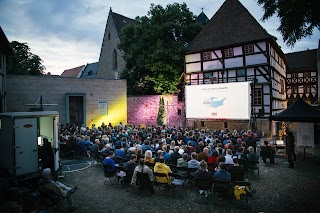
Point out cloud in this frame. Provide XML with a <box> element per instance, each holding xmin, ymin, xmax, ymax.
<box><xmin>0</xmin><ymin>0</ymin><xmax>319</xmax><ymax>75</ymax></box>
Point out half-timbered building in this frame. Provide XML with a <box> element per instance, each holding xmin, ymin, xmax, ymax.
<box><xmin>184</xmin><ymin>0</ymin><xmax>287</xmax><ymax>135</ymax></box>
<box><xmin>286</xmin><ymin>49</ymin><xmax>318</xmax><ymax>106</ymax></box>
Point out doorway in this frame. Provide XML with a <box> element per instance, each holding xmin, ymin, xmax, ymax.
<box><xmin>65</xmin><ymin>93</ymin><xmax>86</xmax><ymax>127</ymax></box>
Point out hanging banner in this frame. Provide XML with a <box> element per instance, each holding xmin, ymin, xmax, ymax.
<box><xmin>98</xmin><ymin>99</ymin><xmax>108</xmax><ymax>115</ymax></box>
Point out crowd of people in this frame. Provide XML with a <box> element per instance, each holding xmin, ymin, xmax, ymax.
<box><xmin>57</xmin><ymin>122</ymin><xmax>265</xmax><ymax>196</ymax></box>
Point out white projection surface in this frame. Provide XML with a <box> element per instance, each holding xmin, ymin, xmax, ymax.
<box><xmin>185</xmin><ymin>82</ymin><xmax>251</xmax><ymax>119</ymax></box>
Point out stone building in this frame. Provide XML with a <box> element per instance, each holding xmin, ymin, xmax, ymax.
<box><xmin>96</xmin><ymin>8</ymin><xmax>135</xmax><ymax>79</ymax></box>
<box><xmin>6</xmin><ymin>75</ymin><xmax>127</xmax><ymax>128</ymax></box>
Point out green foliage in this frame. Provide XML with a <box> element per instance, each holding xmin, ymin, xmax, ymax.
<box><xmin>7</xmin><ymin>41</ymin><xmax>45</xmax><ymax>75</ymax></box>
<box><xmin>119</xmin><ymin>3</ymin><xmax>202</xmax><ymax>95</ymax></box>
<box><xmin>157</xmin><ymin>97</ymin><xmax>166</xmax><ymax>126</ymax></box>
<box><xmin>257</xmin><ymin>0</ymin><xmax>320</xmax><ymax>47</ymax></box>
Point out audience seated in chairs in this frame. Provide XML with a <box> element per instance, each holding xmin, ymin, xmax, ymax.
<box><xmin>38</xmin><ymin>168</ymin><xmax>78</xmax><ymax>211</ymax></box>
<box><xmin>131</xmin><ymin>158</ymin><xmax>155</xmax><ymax>194</ymax></box>
<box><xmin>154</xmin><ymin>156</ymin><xmax>172</xmax><ymax>185</ymax></box>
<box><xmin>214</xmin><ymin>162</ymin><xmax>231</xmax><ymax>182</ymax></box>
<box><xmin>176</xmin><ymin>153</ymin><xmax>189</xmax><ymax>178</ymax></box>
<box><xmin>228</xmin><ymin>157</ymin><xmax>246</xmax><ymax>182</ymax></box>
<box><xmin>246</xmin><ymin>146</ymin><xmax>260</xmax><ymax>177</ymax></box>
<box><xmin>260</xmin><ymin>141</ymin><xmax>275</xmax><ymax>164</ymax></box>
<box><xmin>103</xmin><ymin>151</ymin><xmax>116</xmax><ymax>176</ymax></box>
<box><xmin>194</xmin><ymin>160</ymin><xmax>213</xmax><ymax>197</ymax></box>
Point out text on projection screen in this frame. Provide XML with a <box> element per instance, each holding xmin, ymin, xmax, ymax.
<box><xmin>185</xmin><ymin>82</ymin><xmax>251</xmax><ymax>119</ymax></box>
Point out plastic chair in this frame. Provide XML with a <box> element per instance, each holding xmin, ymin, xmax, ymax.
<box><xmin>103</xmin><ymin>164</ymin><xmax>116</xmax><ymax>185</ymax></box>
<box><xmin>154</xmin><ymin>172</ymin><xmax>170</xmax><ymax>190</ymax></box>
<box><xmin>234</xmin><ymin>181</ymin><xmax>252</xmax><ymax>209</ymax></box>
<box><xmin>246</xmin><ymin>160</ymin><xmax>259</xmax><ymax>178</ymax></box>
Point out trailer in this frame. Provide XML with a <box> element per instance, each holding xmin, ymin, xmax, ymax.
<box><xmin>0</xmin><ymin>111</ymin><xmax>59</xmax><ymax>180</ymax></box>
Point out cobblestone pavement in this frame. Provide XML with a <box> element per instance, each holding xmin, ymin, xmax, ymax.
<box><xmin>57</xmin><ymin>156</ymin><xmax>320</xmax><ymax>213</ymax></box>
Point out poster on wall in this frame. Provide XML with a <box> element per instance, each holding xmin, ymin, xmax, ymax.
<box><xmin>297</xmin><ymin>122</ymin><xmax>314</xmax><ymax>147</ymax></box>
<box><xmin>98</xmin><ymin>99</ymin><xmax>108</xmax><ymax>115</ymax></box>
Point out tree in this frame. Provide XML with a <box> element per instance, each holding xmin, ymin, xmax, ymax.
<box><xmin>157</xmin><ymin>97</ymin><xmax>166</xmax><ymax>126</ymax></box>
<box><xmin>119</xmin><ymin>3</ymin><xmax>202</xmax><ymax>95</ymax></box>
<box><xmin>257</xmin><ymin>0</ymin><xmax>320</xmax><ymax>47</ymax></box>
<box><xmin>7</xmin><ymin>41</ymin><xmax>45</xmax><ymax>75</ymax></box>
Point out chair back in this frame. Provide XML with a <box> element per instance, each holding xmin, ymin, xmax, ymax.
<box><xmin>136</xmin><ymin>172</ymin><xmax>151</xmax><ymax>186</ymax></box>
<box><xmin>194</xmin><ymin>177</ymin><xmax>214</xmax><ymax>190</ymax></box>
<box><xmin>213</xmin><ymin>179</ymin><xmax>231</xmax><ymax>193</ymax></box>
<box><xmin>154</xmin><ymin>172</ymin><xmax>170</xmax><ymax>184</ymax></box>
<box><xmin>103</xmin><ymin>164</ymin><xmax>115</xmax><ymax>177</ymax></box>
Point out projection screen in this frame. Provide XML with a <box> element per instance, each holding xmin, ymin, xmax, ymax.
<box><xmin>185</xmin><ymin>82</ymin><xmax>251</xmax><ymax>119</ymax></box>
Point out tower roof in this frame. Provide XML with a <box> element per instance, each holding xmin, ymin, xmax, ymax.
<box><xmin>195</xmin><ymin>11</ymin><xmax>209</xmax><ymax>26</ymax></box>
<box><xmin>186</xmin><ymin>0</ymin><xmax>273</xmax><ymax>53</ymax></box>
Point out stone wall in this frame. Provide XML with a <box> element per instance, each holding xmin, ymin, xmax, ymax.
<box><xmin>127</xmin><ymin>95</ymin><xmax>185</xmax><ymax>127</ymax></box>
<box><xmin>96</xmin><ymin>13</ymin><xmax>126</xmax><ymax>79</ymax></box>
<box><xmin>6</xmin><ymin>75</ymin><xmax>127</xmax><ymax>127</ymax></box>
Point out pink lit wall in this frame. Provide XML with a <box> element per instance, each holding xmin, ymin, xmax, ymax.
<box><xmin>127</xmin><ymin>95</ymin><xmax>185</xmax><ymax>127</ymax></box>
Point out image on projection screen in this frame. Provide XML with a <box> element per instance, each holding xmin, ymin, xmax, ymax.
<box><xmin>185</xmin><ymin>82</ymin><xmax>251</xmax><ymax>119</ymax></box>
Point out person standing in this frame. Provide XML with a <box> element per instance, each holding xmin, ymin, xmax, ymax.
<box><xmin>286</xmin><ymin>131</ymin><xmax>296</xmax><ymax>168</ymax></box>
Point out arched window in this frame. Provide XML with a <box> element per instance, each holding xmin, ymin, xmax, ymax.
<box><xmin>112</xmin><ymin>49</ymin><xmax>117</xmax><ymax>70</ymax></box>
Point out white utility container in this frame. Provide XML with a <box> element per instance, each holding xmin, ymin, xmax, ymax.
<box><xmin>0</xmin><ymin>111</ymin><xmax>59</xmax><ymax>180</ymax></box>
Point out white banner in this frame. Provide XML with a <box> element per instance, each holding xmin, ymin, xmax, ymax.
<box><xmin>98</xmin><ymin>99</ymin><xmax>108</xmax><ymax>115</ymax></box>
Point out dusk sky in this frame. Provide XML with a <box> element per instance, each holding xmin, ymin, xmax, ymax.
<box><xmin>0</xmin><ymin>0</ymin><xmax>319</xmax><ymax>75</ymax></box>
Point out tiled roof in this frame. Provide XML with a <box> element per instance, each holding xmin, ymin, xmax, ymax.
<box><xmin>285</xmin><ymin>49</ymin><xmax>317</xmax><ymax>72</ymax></box>
<box><xmin>195</xmin><ymin>11</ymin><xmax>209</xmax><ymax>26</ymax></box>
<box><xmin>80</xmin><ymin>62</ymin><xmax>99</xmax><ymax>78</ymax></box>
<box><xmin>186</xmin><ymin>0</ymin><xmax>273</xmax><ymax>53</ymax></box>
<box><xmin>0</xmin><ymin>26</ymin><xmax>14</xmax><ymax>55</ymax></box>
<box><xmin>60</xmin><ymin>65</ymin><xmax>85</xmax><ymax>77</ymax></box>
<box><xmin>112</xmin><ymin>11</ymin><xmax>136</xmax><ymax>39</ymax></box>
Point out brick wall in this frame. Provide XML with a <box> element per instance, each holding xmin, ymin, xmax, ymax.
<box><xmin>127</xmin><ymin>95</ymin><xmax>185</xmax><ymax>127</ymax></box>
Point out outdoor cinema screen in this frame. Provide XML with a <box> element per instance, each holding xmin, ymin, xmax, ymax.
<box><xmin>185</xmin><ymin>82</ymin><xmax>251</xmax><ymax>120</ymax></box>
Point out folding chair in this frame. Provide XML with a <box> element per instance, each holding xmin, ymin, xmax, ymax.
<box><xmin>194</xmin><ymin>177</ymin><xmax>214</xmax><ymax>202</ymax></box>
<box><xmin>154</xmin><ymin>172</ymin><xmax>171</xmax><ymax>191</ymax></box>
<box><xmin>103</xmin><ymin>164</ymin><xmax>117</xmax><ymax>185</ymax></box>
<box><xmin>36</xmin><ymin>183</ymin><xmax>66</xmax><ymax>212</ymax></box>
<box><xmin>136</xmin><ymin>172</ymin><xmax>154</xmax><ymax>194</ymax></box>
<box><xmin>246</xmin><ymin>160</ymin><xmax>259</xmax><ymax>178</ymax></box>
<box><xmin>169</xmin><ymin>173</ymin><xmax>187</xmax><ymax>196</ymax></box>
<box><xmin>234</xmin><ymin>181</ymin><xmax>252</xmax><ymax>209</ymax></box>
<box><xmin>213</xmin><ymin>179</ymin><xmax>232</xmax><ymax>205</ymax></box>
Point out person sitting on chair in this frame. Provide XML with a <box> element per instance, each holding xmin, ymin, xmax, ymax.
<box><xmin>194</xmin><ymin>160</ymin><xmax>213</xmax><ymax>197</ymax></box>
<box><xmin>103</xmin><ymin>151</ymin><xmax>116</xmax><ymax>174</ymax></box>
<box><xmin>246</xmin><ymin>146</ymin><xmax>259</xmax><ymax>173</ymax></box>
<box><xmin>260</xmin><ymin>141</ymin><xmax>275</xmax><ymax>164</ymax></box>
<box><xmin>213</xmin><ymin>162</ymin><xmax>231</xmax><ymax>182</ymax></box>
<box><xmin>154</xmin><ymin>156</ymin><xmax>172</xmax><ymax>184</ymax></box>
<box><xmin>131</xmin><ymin>158</ymin><xmax>155</xmax><ymax>193</ymax></box>
<box><xmin>38</xmin><ymin>168</ymin><xmax>77</xmax><ymax>211</ymax></box>
<box><xmin>228</xmin><ymin>157</ymin><xmax>246</xmax><ymax>182</ymax></box>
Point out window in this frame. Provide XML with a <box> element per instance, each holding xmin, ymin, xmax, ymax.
<box><xmin>236</xmin><ymin>69</ymin><xmax>246</xmax><ymax>77</ymax></box>
<box><xmin>292</xmin><ymin>86</ymin><xmax>298</xmax><ymax>94</ymax></box>
<box><xmin>224</xmin><ymin>48</ymin><xmax>233</xmax><ymax>58</ymax></box>
<box><xmin>203</xmin><ymin>51</ymin><xmax>211</xmax><ymax>60</ymax></box>
<box><xmin>292</xmin><ymin>73</ymin><xmax>297</xmax><ymax>78</ymax></box>
<box><xmin>253</xmin><ymin>88</ymin><xmax>263</xmax><ymax>105</ymax></box>
<box><xmin>304</xmin><ymin>85</ymin><xmax>311</xmax><ymax>94</ymax></box>
<box><xmin>304</xmin><ymin>72</ymin><xmax>311</xmax><ymax>77</ymax></box>
<box><xmin>280</xmin><ymin>79</ymin><xmax>285</xmax><ymax>94</ymax></box>
<box><xmin>115</xmin><ymin>72</ymin><xmax>119</xmax><ymax>79</ymax></box>
<box><xmin>112</xmin><ymin>49</ymin><xmax>117</xmax><ymax>70</ymax></box>
<box><xmin>244</xmin><ymin>44</ymin><xmax>254</xmax><ymax>54</ymax></box>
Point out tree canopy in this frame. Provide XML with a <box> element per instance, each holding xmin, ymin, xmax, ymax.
<box><xmin>7</xmin><ymin>41</ymin><xmax>45</xmax><ymax>75</ymax></box>
<box><xmin>118</xmin><ymin>3</ymin><xmax>202</xmax><ymax>95</ymax></box>
<box><xmin>257</xmin><ymin>0</ymin><xmax>320</xmax><ymax>47</ymax></box>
